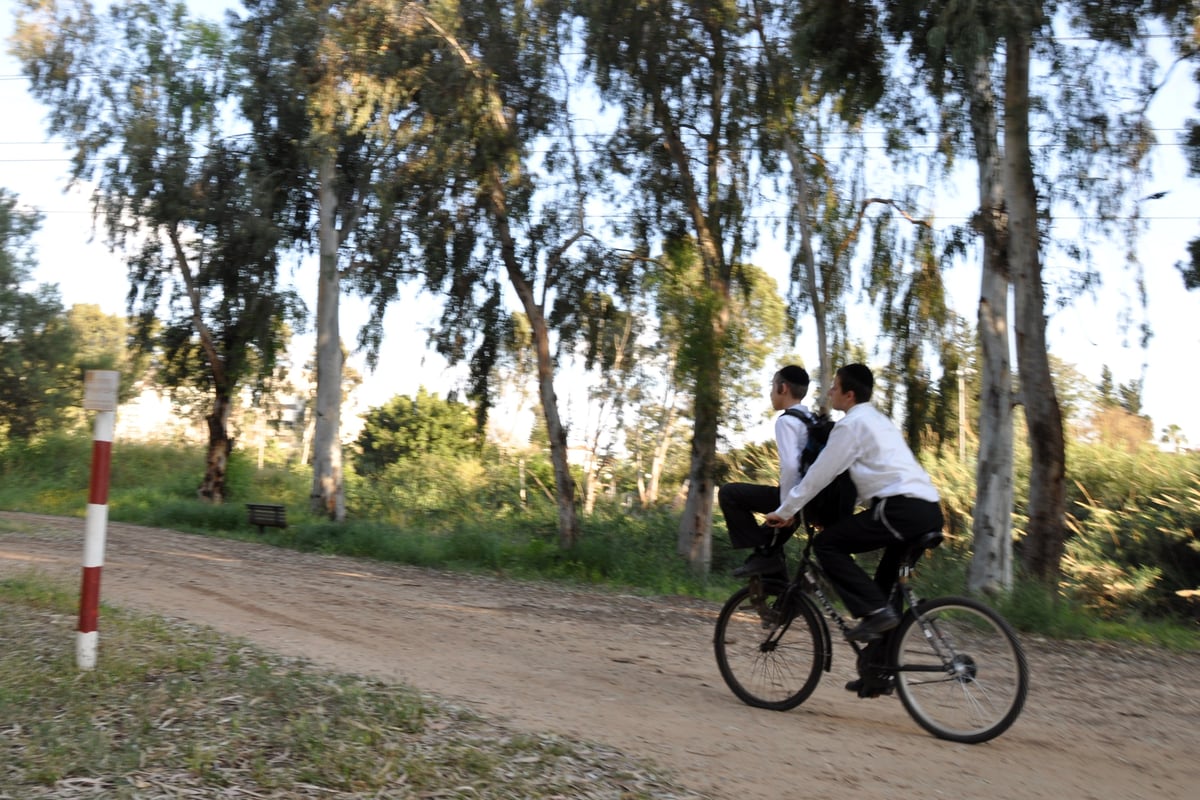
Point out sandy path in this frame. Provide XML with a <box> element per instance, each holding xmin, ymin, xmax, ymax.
<box><xmin>1</xmin><ymin>511</ymin><xmax>1196</xmax><ymax>799</ymax></box>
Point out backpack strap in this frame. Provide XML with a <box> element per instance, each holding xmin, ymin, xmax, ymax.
<box><xmin>781</xmin><ymin>407</ymin><xmax>818</xmax><ymax>426</ymax></box>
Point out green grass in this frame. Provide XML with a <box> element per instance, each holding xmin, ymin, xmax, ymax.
<box><xmin>0</xmin><ymin>573</ymin><xmax>698</xmax><ymax>799</ymax></box>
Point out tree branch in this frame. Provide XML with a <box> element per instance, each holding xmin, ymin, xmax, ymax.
<box><xmin>834</xmin><ymin>197</ymin><xmax>932</xmax><ymax>265</ymax></box>
<box><xmin>167</xmin><ymin>225</ymin><xmax>227</xmax><ymax>390</ymax></box>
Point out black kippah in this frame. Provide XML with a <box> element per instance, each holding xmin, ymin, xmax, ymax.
<box><xmin>777</xmin><ymin>365</ymin><xmax>809</xmax><ymax>386</ymax></box>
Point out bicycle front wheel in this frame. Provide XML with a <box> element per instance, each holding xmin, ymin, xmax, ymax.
<box><xmin>713</xmin><ymin>582</ymin><xmax>824</xmax><ymax>711</ymax></box>
<box><xmin>892</xmin><ymin>596</ymin><xmax>1028</xmax><ymax>743</ymax></box>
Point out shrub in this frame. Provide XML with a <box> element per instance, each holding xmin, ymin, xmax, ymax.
<box><xmin>1062</xmin><ymin>445</ymin><xmax>1200</xmax><ymax>620</ymax></box>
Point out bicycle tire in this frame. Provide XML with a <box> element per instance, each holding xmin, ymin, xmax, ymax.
<box><xmin>891</xmin><ymin>595</ymin><xmax>1029</xmax><ymax>743</ymax></box>
<box><xmin>713</xmin><ymin>581</ymin><xmax>825</xmax><ymax>711</ymax></box>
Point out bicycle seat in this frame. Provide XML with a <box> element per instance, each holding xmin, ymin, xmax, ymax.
<box><xmin>903</xmin><ymin>531</ymin><xmax>944</xmax><ymax>566</ymax></box>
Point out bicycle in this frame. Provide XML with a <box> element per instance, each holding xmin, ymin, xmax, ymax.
<box><xmin>713</xmin><ymin>528</ymin><xmax>1028</xmax><ymax>743</ymax></box>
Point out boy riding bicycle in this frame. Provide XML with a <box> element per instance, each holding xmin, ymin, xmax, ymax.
<box><xmin>765</xmin><ymin>364</ymin><xmax>944</xmax><ymax>643</ymax></box>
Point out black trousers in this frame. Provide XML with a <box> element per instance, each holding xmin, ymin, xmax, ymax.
<box><xmin>718</xmin><ymin>482</ymin><xmax>796</xmax><ymax>550</ymax></box>
<box><xmin>812</xmin><ymin>495</ymin><xmax>944</xmax><ymax>618</ymax></box>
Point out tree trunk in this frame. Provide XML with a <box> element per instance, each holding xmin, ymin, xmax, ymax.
<box><xmin>642</xmin><ymin>400</ymin><xmax>678</xmax><ymax>508</ymax></box>
<box><xmin>676</xmin><ymin>442</ymin><xmax>715</xmax><ymax>573</ymax></box>
<box><xmin>781</xmin><ymin>134</ymin><xmax>832</xmax><ymax>407</ymax></box>
<box><xmin>487</xmin><ymin>168</ymin><xmax>579</xmax><ymax>547</ymax></box>
<box><xmin>197</xmin><ymin>390</ymin><xmax>234</xmax><ymax>503</ymax></box>
<box><xmin>169</xmin><ymin>225</ymin><xmax>236</xmax><ymax>506</ymax></box>
<box><xmin>967</xmin><ymin>54</ymin><xmax>1015</xmax><ymax>594</ymax></box>
<box><xmin>676</xmin><ymin>320</ymin><xmax>724</xmax><ymax>573</ymax></box>
<box><xmin>582</xmin><ymin>452</ymin><xmax>601</xmax><ymax>517</ymax></box>
<box><xmin>1005</xmin><ymin>25</ymin><xmax>1068</xmax><ymax>584</ymax></box>
<box><xmin>309</xmin><ymin>152</ymin><xmax>346</xmax><ymax>521</ymax></box>
<box><xmin>528</xmin><ymin>306</ymin><xmax>579</xmax><ymax>546</ymax></box>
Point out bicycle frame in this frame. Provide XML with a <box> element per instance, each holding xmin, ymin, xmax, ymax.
<box><xmin>748</xmin><ymin>527</ymin><xmax>937</xmax><ymax>679</ymax></box>
<box><xmin>717</xmin><ymin>526</ymin><xmax>1028</xmax><ymax>742</ymax></box>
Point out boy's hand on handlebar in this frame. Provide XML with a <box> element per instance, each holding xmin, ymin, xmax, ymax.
<box><xmin>764</xmin><ymin>512</ymin><xmax>793</xmax><ymax>528</ymax></box>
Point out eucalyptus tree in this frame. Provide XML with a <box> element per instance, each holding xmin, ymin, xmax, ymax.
<box><xmin>0</xmin><ymin>192</ymin><xmax>77</xmax><ymax>440</ymax></box>
<box><xmin>590</xmin><ymin>280</ymin><xmax>687</xmax><ymax>511</ymax></box>
<box><xmin>1181</xmin><ymin>17</ymin><xmax>1200</xmax><ymax>289</ymax></box>
<box><xmin>879</xmin><ymin>1</ymin><xmax>1019</xmax><ymax>592</ymax></box>
<box><xmin>628</xmin><ymin>372</ymin><xmax>687</xmax><ymax>509</ymax></box>
<box><xmin>868</xmin><ymin>219</ymin><xmax>957</xmax><ymax>454</ymax></box>
<box><xmin>65</xmin><ymin>305</ymin><xmax>151</xmax><ymax>401</ymax></box>
<box><xmin>1000</xmin><ymin>1</ymin><xmax>1200</xmax><ymax>582</ymax></box>
<box><xmin>358</xmin><ymin>0</ymin><xmax>633</xmax><ymax>547</ymax></box>
<box><xmin>11</xmin><ymin>0</ymin><xmax>303</xmax><ymax>501</ymax></box>
<box><xmin>576</xmin><ymin>302</ymin><xmax>639</xmax><ymax>516</ymax></box>
<box><xmin>883</xmin><ymin>0</ymin><xmax>1184</xmax><ymax>586</ymax></box>
<box><xmin>231</xmin><ymin>0</ymin><xmax>436</xmax><ymax>520</ymax></box>
<box><xmin>575</xmin><ymin>0</ymin><xmax>773</xmax><ymax>569</ymax></box>
<box><xmin>1001</xmin><ymin>0</ymin><xmax>1070</xmax><ymax>584</ymax></box>
<box><xmin>656</xmin><ymin>239</ymin><xmax>789</xmax><ymax>550</ymax></box>
<box><xmin>745</xmin><ymin>0</ymin><xmax>889</xmax><ymax>410</ymax></box>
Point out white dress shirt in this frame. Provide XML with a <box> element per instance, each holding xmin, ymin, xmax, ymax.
<box><xmin>773</xmin><ymin>402</ymin><xmax>939</xmax><ymax>520</ymax></box>
<box><xmin>775</xmin><ymin>404</ymin><xmax>810</xmax><ymax>497</ymax></box>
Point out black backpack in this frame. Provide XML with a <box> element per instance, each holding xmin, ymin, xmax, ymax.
<box><xmin>783</xmin><ymin>408</ymin><xmax>858</xmax><ymax>528</ymax></box>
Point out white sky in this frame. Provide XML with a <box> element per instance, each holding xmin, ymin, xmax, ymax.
<box><xmin>2</xmin><ymin>0</ymin><xmax>1198</xmax><ymax>449</ymax></box>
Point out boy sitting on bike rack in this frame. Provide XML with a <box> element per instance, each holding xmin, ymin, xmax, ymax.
<box><xmin>718</xmin><ymin>365</ymin><xmax>813</xmax><ymax>580</ymax></box>
<box><xmin>765</xmin><ymin>364</ymin><xmax>944</xmax><ymax>643</ymax></box>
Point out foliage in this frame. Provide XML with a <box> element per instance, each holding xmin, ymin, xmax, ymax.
<box><xmin>1062</xmin><ymin>443</ymin><xmax>1200</xmax><ymax>620</ymax></box>
<box><xmin>12</xmin><ymin>0</ymin><xmax>306</xmax><ymax>502</ymax></box>
<box><xmin>353</xmin><ymin>388</ymin><xmax>480</xmax><ymax>475</ymax></box>
<box><xmin>1085</xmin><ymin>405</ymin><xmax>1154</xmax><ymax>452</ymax></box>
<box><xmin>0</xmin><ymin>238</ymin><xmax>148</xmax><ymax>438</ymax></box>
<box><xmin>654</xmin><ymin>241</ymin><xmax>790</xmax><ymax>437</ymax></box>
<box><xmin>869</xmin><ymin>217</ymin><xmax>956</xmax><ymax>453</ymax></box>
<box><xmin>64</xmin><ymin>305</ymin><xmax>152</xmax><ymax>402</ymax></box>
<box><xmin>0</xmin><ymin>191</ymin><xmax>77</xmax><ymax>440</ymax></box>
<box><xmin>1179</xmin><ymin>235</ymin><xmax>1200</xmax><ymax>289</ymax></box>
<box><xmin>12</xmin><ymin>0</ymin><xmax>302</xmax><ymax>387</ymax></box>
<box><xmin>347</xmin><ymin>452</ymin><xmax>496</xmax><ymax>531</ymax></box>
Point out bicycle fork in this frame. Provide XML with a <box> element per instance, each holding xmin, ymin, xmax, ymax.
<box><xmin>894</xmin><ymin>573</ymin><xmax>960</xmax><ymax>679</ymax></box>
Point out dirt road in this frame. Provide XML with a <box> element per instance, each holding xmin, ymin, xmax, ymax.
<box><xmin>1</xmin><ymin>511</ymin><xmax>1196</xmax><ymax>799</ymax></box>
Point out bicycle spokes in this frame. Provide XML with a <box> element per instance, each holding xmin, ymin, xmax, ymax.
<box><xmin>893</xmin><ymin>598</ymin><xmax>1028</xmax><ymax>743</ymax></box>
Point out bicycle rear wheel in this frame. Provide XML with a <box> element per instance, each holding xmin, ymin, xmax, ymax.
<box><xmin>892</xmin><ymin>596</ymin><xmax>1028</xmax><ymax>743</ymax></box>
<box><xmin>713</xmin><ymin>581</ymin><xmax>824</xmax><ymax>711</ymax></box>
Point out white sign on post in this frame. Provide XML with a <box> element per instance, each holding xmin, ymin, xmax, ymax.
<box><xmin>83</xmin><ymin>370</ymin><xmax>119</xmax><ymax>412</ymax></box>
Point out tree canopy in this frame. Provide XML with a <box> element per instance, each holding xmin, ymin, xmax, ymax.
<box><xmin>12</xmin><ymin>0</ymin><xmax>305</xmax><ymax>501</ymax></box>
<box><xmin>0</xmin><ymin>191</ymin><xmax>74</xmax><ymax>439</ymax></box>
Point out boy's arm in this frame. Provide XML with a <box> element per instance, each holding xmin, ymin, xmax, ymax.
<box><xmin>772</xmin><ymin>422</ymin><xmax>857</xmax><ymax>521</ymax></box>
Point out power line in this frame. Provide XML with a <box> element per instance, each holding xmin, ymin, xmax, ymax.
<box><xmin>18</xmin><ymin>205</ymin><xmax>1198</xmax><ymax>225</ymax></box>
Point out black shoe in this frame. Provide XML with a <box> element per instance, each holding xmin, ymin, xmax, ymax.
<box><xmin>844</xmin><ymin>678</ymin><xmax>864</xmax><ymax>693</ymax></box>
<box><xmin>844</xmin><ymin>608</ymin><xmax>900</xmax><ymax>642</ymax></box>
<box><xmin>732</xmin><ymin>551</ymin><xmax>785</xmax><ymax>578</ymax></box>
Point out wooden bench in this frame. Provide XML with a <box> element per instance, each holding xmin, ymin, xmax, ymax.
<box><xmin>246</xmin><ymin>503</ymin><xmax>287</xmax><ymax>534</ymax></box>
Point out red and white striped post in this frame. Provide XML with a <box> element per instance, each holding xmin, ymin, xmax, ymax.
<box><xmin>78</xmin><ymin>370</ymin><xmax>119</xmax><ymax>671</ymax></box>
